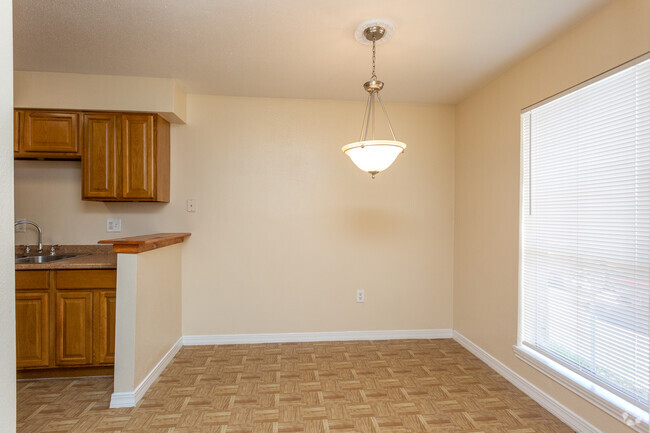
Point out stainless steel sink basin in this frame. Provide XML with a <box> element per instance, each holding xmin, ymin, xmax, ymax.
<box><xmin>15</xmin><ymin>254</ymin><xmax>87</xmax><ymax>264</ymax></box>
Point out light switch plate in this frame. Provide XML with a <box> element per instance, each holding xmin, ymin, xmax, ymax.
<box><xmin>106</xmin><ymin>218</ymin><xmax>122</xmax><ymax>232</ymax></box>
<box><xmin>187</xmin><ymin>199</ymin><xmax>197</xmax><ymax>213</ymax></box>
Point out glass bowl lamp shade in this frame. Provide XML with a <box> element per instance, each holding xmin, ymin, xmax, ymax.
<box><xmin>342</xmin><ymin>140</ymin><xmax>406</xmax><ymax>177</ymax></box>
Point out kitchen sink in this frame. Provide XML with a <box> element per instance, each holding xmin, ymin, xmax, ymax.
<box><xmin>15</xmin><ymin>253</ymin><xmax>87</xmax><ymax>264</ymax></box>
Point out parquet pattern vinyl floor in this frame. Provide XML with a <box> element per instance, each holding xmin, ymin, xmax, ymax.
<box><xmin>17</xmin><ymin>339</ymin><xmax>574</xmax><ymax>433</ymax></box>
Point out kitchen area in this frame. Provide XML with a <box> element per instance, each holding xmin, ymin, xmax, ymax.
<box><xmin>13</xmin><ymin>95</ymin><xmax>189</xmax><ymax>407</ymax></box>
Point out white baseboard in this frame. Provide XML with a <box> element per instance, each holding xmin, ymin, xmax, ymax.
<box><xmin>452</xmin><ymin>331</ymin><xmax>602</xmax><ymax>433</ymax></box>
<box><xmin>108</xmin><ymin>390</ymin><xmax>136</xmax><ymax>408</ymax></box>
<box><xmin>183</xmin><ymin>328</ymin><xmax>453</xmax><ymax>346</ymax></box>
<box><xmin>110</xmin><ymin>336</ymin><xmax>183</xmax><ymax>408</ymax></box>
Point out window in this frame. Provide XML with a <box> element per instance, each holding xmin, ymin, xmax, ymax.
<box><xmin>517</xmin><ymin>54</ymin><xmax>649</xmax><ymax>428</ymax></box>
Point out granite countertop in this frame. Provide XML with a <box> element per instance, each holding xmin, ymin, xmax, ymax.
<box><xmin>15</xmin><ymin>245</ymin><xmax>117</xmax><ymax>270</ymax></box>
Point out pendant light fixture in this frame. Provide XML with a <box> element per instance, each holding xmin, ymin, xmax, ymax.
<box><xmin>342</xmin><ymin>20</ymin><xmax>406</xmax><ymax>178</ymax></box>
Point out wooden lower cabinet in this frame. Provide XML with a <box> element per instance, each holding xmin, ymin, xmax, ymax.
<box><xmin>15</xmin><ymin>292</ymin><xmax>49</xmax><ymax>368</ymax></box>
<box><xmin>15</xmin><ymin>269</ymin><xmax>116</xmax><ymax>376</ymax></box>
<box><xmin>95</xmin><ymin>290</ymin><xmax>116</xmax><ymax>364</ymax></box>
<box><xmin>56</xmin><ymin>291</ymin><xmax>93</xmax><ymax>365</ymax></box>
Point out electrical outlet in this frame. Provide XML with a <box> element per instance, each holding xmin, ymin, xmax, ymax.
<box><xmin>15</xmin><ymin>218</ymin><xmax>26</xmax><ymax>233</ymax></box>
<box><xmin>356</xmin><ymin>289</ymin><xmax>365</xmax><ymax>303</ymax></box>
<box><xmin>187</xmin><ymin>199</ymin><xmax>197</xmax><ymax>213</ymax></box>
<box><xmin>106</xmin><ymin>218</ymin><xmax>122</xmax><ymax>233</ymax></box>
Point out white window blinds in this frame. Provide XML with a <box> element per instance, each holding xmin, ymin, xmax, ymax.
<box><xmin>520</xmin><ymin>56</ymin><xmax>650</xmax><ymax>409</ymax></box>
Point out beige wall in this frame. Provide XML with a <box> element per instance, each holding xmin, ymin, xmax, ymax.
<box><xmin>134</xmin><ymin>244</ymin><xmax>182</xmax><ymax>385</ymax></box>
<box><xmin>113</xmin><ymin>244</ymin><xmax>183</xmax><ymax>394</ymax></box>
<box><xmin>14</xmin><ymin>159</ymin><xmax>185</xmax><ymax>245</ymax></box>
<box><xmin>178</xmin><ymin>96</ymin><xmax>454</xmax><ymax>335</ymax></box>
<box><xmin>14</xmin><ymin>94</ymin><xmax>455</xmax><ymax>335</ymax></box>
<box><xmin>453</xmin><ymin>1</ymin><xmax>650</xmax><ymax>432</ymax></box>
<box><xmin>14</xmin><ymin>71</ymin><xmax>187</xmax><ymax>123</ymax></box>
<box><xmin>0</xmin><ymin>0</ymin><xmax>15</xmax><ymax>430</ymax></box>
<box><xmin>113</xmin><ymin>254</ymin><xmax>137</xmax><ymax>393</ymax></box>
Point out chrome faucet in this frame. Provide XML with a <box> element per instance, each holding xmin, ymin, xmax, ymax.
<box><xmin>14</xmin><ymin>220</ymin><xmax>43</xmax><ymax>254</ymax></box>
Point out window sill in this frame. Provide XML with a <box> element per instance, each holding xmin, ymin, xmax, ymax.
<box><xmin>513</xmin><ymin>345</ymin><xmax>649</xmax><ymax>433</ymax></box>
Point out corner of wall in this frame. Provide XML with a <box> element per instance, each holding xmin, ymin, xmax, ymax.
<box><xmin>1</xmin><ymin>0</ymin><xmax>16</xmax><ymax>428</ymax></box>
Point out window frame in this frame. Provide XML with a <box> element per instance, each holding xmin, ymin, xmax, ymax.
<box><xmin>515</xmin><ymin>52</ymin><xmax>650</xmax><ymax>433</ymax></box>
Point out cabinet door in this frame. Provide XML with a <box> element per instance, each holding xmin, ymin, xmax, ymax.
<box><xmin>23</xmin><ymin>111</ymin><xmax>80</xmax><ymax>154</ymax></box>
<box><xmin>122</xmin><ymin>114</ymin><xmax>155</xmax><ymax>199</ymax></box>
<box><xmin>55</xmin><ymin>291</ymin><xmax>93</xmax><ymax>366</ymax></box>
<box><xmin>94</xmin><ymin>290</ymin><xmax>116</xmax><ymax>364</ymax></box>
<box><xmin>15</xmin><ymin>292</ymin><xmax>49</xmax><ymax>368</ymax></box>
<box><xmin>82</xmin><ymin>113</ymin><xmax>120</xmax><ymax>199</ymax></box>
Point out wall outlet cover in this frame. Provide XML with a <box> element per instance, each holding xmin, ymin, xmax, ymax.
<box><xmin>106</xmin><ymin>218</ymin><xmax>122</xmax><ymax>233</ymax></box>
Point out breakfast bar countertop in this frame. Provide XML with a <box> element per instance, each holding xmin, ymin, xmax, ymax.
<box><xmin>99</xmin><ymin>233</ymin><xmax>191</xmax><ymax>254</ymax></box>
<box><xmin>14</xmin><ymin>245</ymin><xmax>117</xmax><ymax>270</ymax></box>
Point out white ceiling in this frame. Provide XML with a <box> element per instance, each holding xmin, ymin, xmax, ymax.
<box><xmin>13</xmin><ymin>0</ymin><xmax>608</xmax><ymax>104</ymax></box>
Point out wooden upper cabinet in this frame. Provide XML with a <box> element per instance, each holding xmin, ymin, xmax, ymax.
<box><xmin>15</xmin><ymin>109</ymin><xmax>170</xmax><ymax>201</ymax></box>
<box><xmin>55</xmin><ymin>291</ymin><xmax>93</xmax><ymax>366</ymax></box>
<box><xmin>15</xmin><ymin>292</ymin><xmax>50</xmax><ymax>368</ymax></box>
<box><xmin>82</xmin><ymin>112</ymin><xmax>170</xmax><ymax>202</ymax></box>
<box><xmin>15</xmin><ymin>111</ymin><xmax>82</xmax><ymax>159</ymax></box>
<box><xmin>82</xmin><ymin>113</ymin><xmax>120</xmax><ymax>199</ymax></box>
<box><xmin>122</xmin><ymin>114</ymin><xmax>155</xmax><ymax>200</ymax></box>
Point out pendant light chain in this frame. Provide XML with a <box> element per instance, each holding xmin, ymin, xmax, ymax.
<box><xmin>371</xmin><ymin>36</ymin><xmax>377</xmax><ymax>80</ymax></box>
<box><xmin>371</xmin><ymin>35</ymin><xmax>377</xmax><ymax>140</ymax></box>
